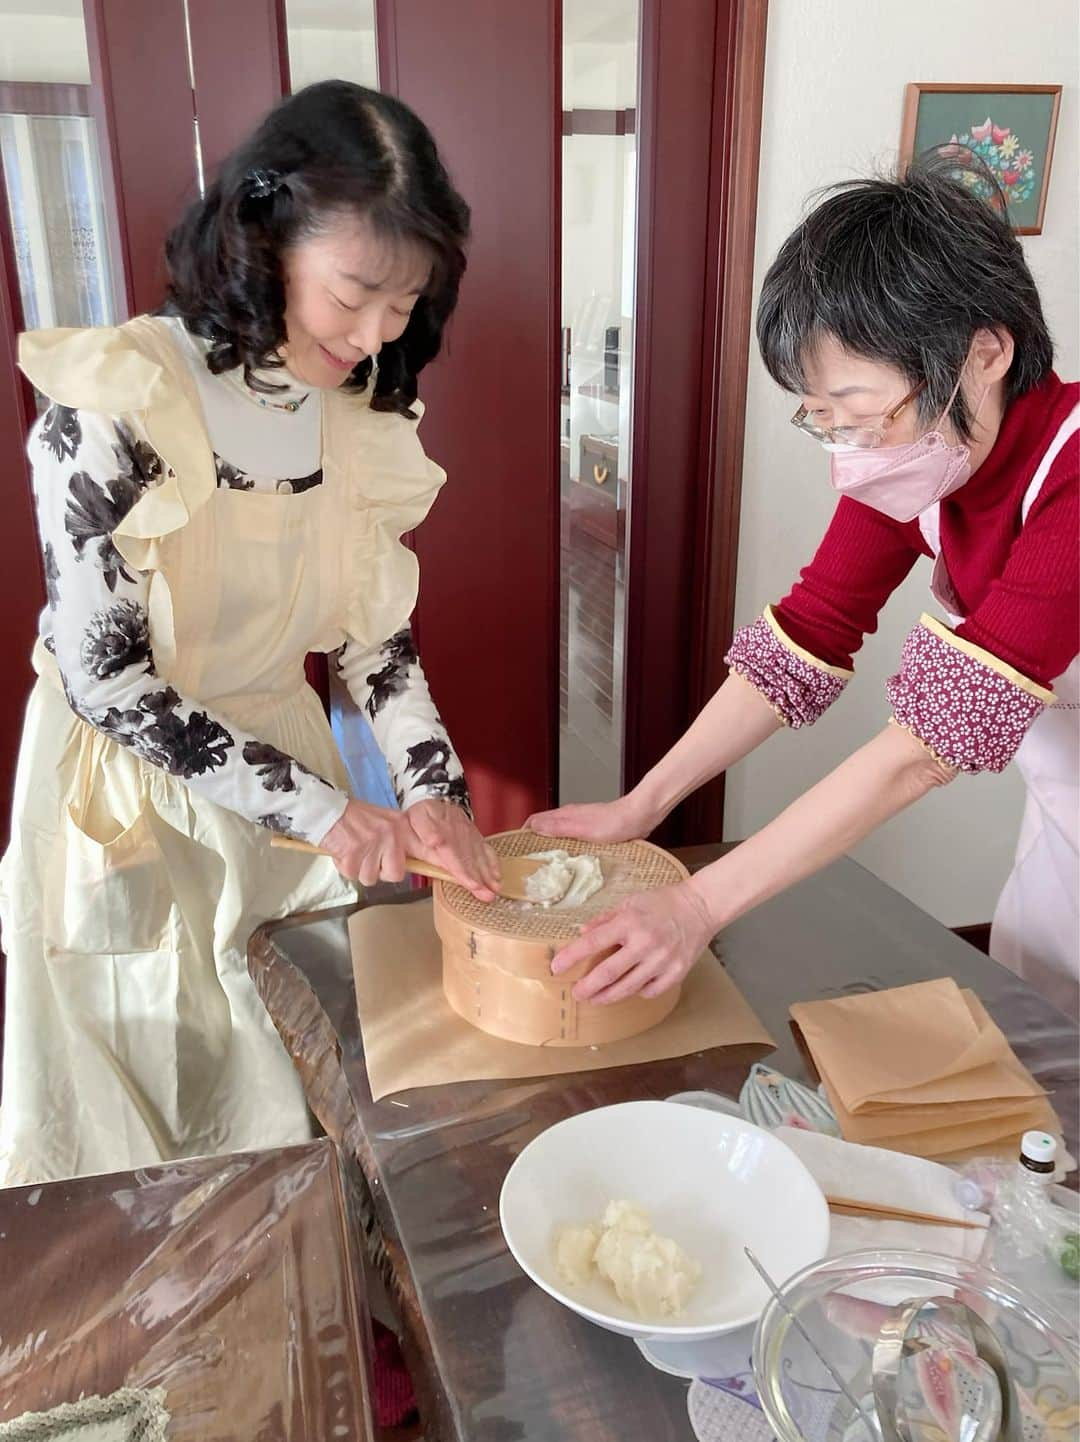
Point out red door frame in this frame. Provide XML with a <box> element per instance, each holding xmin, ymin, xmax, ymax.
<box><xmin>0</xmin><ymin>157</ymin><xmax>39</xmax><ymax>909</ymax></box>
<box><xmin>623</xmin><ymin>0</ymin><xmax>720</xmax><ymax>834</ymax></box>
<box><xmin>187</xmin><ymin>0</ymin><xmax>291</xmax><ymax>184</ymax></box>
<box><xmin>376</xmin><ymin>0</ymin><xmax>562</xmax><ymax>834</ymax></box>
<box><xmin>0</xmin><ymin>159</ymin><xmax>37</xmax><ymax>1054</ymax></box>
<box><xmin>87</xmin><ymin>0</ymin><xmax>293</xmax><ymax>323</ymax></box>
<box><xmin>624</xmin><ymin>0</ymin><xmax>767</xmax><ymax>846</ymax></box>
<box><xmin>685</xmin><ymin>0</ymin><xmax>769</xmax><ymax>843</ymax></box>
<box><xmin>85</xmin><ymin>0</ymin><xmax>199</xmax><ymax>318</ymax></box>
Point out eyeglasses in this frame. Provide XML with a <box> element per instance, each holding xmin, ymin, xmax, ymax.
<box><xmin>791</xmin><ymin>380</ymin><xmax>926</xmax><ymax>449</ymax></box>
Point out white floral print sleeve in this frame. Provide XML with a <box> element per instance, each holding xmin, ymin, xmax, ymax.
<box><xmin>31</xmin><ymin>403</ymin><xmax>349</xmax><ymax>845</ymax></box>
<box><xmin>336</xmin><ymin>627</ymin><xmax>471</xmax><ymax>814</ymax></box>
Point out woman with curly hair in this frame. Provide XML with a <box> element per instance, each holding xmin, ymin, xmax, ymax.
<box><xmin>0</xmin><ymin>81</ymin><xmax>498</xmax><ymax>1186</ymax></box>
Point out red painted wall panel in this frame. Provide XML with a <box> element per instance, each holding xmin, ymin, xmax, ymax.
<box><xmin>187</xmin><ymin>0</ymin><xmax>291</xmax><ymax>184</ymax></box>
<box><xmin>0</xmin><ymin>160</ymin><xmax>38</xmax><ymax>1058</ymax></box>
<box><xmin>376</xmin><ymin>0</ymin><xmax>561</xmax><ymax>832</ymax></box>
<box><xmin>86</xmin><ymin>0</ymin><xmax>199</xmax><ymax>317</ymax></box>
<box><xmin>623</xmin><ymin>0</ymin><xmax>721</xmax><ymax>839</ymax></box>
<box><xmin>0</xmin><ymin>167</ymin><xmax>38</xmax><ymax>826</ymax></box>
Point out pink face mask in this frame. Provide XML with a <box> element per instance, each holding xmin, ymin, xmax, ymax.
<box><xmin>824</xmin><ymin>377</ymin><xmax>982</xmax><ymax>524</ymax></box>
<box><xmin>825</xmin><ymin>429</ymin><xmax>971</xmax><ymax>523</ymax></box>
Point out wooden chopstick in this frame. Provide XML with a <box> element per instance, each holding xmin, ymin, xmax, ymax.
<box><xmin>826</xmin><ymin>1195</ymin><xmax>984</xmax><ymax>1230</ymax></box>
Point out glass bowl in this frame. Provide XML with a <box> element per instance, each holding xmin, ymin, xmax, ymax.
<box><xmin>752</xmin><ymin>1249</ymin><xmax>1079</xmax><ymax>1442</ymax></box>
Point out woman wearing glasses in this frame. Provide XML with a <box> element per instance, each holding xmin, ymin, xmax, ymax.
<box><xmin>531</xmin><ymin>153</ymin><xmax>1079</xmax><ymax>1019</ymax></box>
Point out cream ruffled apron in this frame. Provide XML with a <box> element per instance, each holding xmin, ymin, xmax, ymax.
<box><xmin>0</xmin><ymin>316</ymin><xmax>445</xmax><ymax>1185</ymax></box>
<box><xmin>919</xmin><ymin>403</ymin><xmax>1079</xmax><ymax>1021</ymax></box>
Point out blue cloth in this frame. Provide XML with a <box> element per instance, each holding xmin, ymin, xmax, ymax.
<box><xmin>328</xmin><ymin>667</ymin><xmax>399</xmax><ymax>810</ymax></box>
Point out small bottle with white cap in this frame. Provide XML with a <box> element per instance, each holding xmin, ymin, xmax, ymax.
<box><xmin>989</xmin><ymin>1131</ymin><xmax>1061</xmax><ymax>1262</ymax></box>
<box><xmin>1016</xmin><ymin>1130</ymin><xmax>1057</xmax><ymax>1190</ymax></box>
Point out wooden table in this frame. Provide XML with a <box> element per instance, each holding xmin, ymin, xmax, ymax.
<box><xmin>248</xmin><ymin>849</ymin><xmax>1080</xmax><ymax>1442</ymax></box>
<box><xmin>0</xmin><ymin>1139</ymin><xmax>377</xmax><ymax>1440</ymax></box>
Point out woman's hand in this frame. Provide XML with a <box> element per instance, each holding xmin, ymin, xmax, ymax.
<box><xmin>549</xmin><ymin>881</ymin><xmax>715</xmax><ymax>1003</ymax></box>
<box><xmin>405</xmin><ymin>798</ymin><xmax>501</xmax><ymax>901</ymax></box>
<box><xmin>318</xmin><ymin>799</ymin><xmax>414</xmax><ymax>886</ymax></box>
<box><xmin>526</xmin><ymin>790</ymin><xmax>657</xmax><ymax>844</ymax></box>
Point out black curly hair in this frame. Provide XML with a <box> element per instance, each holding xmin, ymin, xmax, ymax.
<box><xmin>756</xmin><ymin>148</ymin><xmax>1053</xmax><ymax>442</ymax></box>
<box><xmin>164</xmin><ymin>81</ymin><xmax>470</xmax><ymax>418</ymax></box>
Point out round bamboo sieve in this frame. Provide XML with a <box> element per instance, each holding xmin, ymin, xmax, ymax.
<box><xmin>433</xmin><ymin>829</ymin><xmax>690</xmax><ymax>1047</ymax></box>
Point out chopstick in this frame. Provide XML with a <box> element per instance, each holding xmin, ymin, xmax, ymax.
<box><xmin>826</xmin><ymin>1195</ymin><xmax>984</xmax><ymax>1230</ymax></box>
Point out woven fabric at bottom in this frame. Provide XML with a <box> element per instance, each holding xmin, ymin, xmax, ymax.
<box><xmin>0</xmin><ymin>1389</ymin><xmax>169</xmax><ymax>1442</ymax></box>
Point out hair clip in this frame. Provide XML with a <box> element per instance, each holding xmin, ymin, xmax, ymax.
<box><xmin>246</xmin><ymin>168</ymin><xmax>283</xmax><ymax>199</ymax></box>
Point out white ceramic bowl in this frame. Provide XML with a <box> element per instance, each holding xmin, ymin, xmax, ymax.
<box><xmin>500</xmin><ymin>1099</ymin><xmax>830</xmax><ymax>1339</ymax></box>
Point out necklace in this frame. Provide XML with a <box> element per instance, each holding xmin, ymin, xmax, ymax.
<box><xmin>248</xmin><ymin>390</ymin><xmax>309</xmax><ymax>413</ymax></box>
<box><xmin>225</xmin><ymin>364</ymin><xmax>311</xmax><ymax>414</ymax></box>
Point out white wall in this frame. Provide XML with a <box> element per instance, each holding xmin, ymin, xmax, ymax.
<box><xmin>0</xmin><ymin>13</ymin><xmax>88</xmax><ymax>83</ymax></box>
<box><xmin>287</xmin><ymin>26</ymin><xmax>376</xmax><ymax>92</ymax></box>
<box><xmin>283</xmin><ymin>0</ymin><xmax>376</xmax><ymax>89</ymax></box>
<box><xmin>726</xmin><ymin>0</ymin><xmax>1079</xmax><ymax>926</ymax></box>
<box><xmin>563</xmin><ymin>133</ymin><xmax>626</xmax><ymax>336</ymax></box>
<box><xmin>564</xmin><ymin>38</ymin><xmax>637</xmax><ymax>111</ymax></box>
<box><xmin>562</xmin><ymin>36</ymin><xmax>638</xmax><ymax>338</ymax></box>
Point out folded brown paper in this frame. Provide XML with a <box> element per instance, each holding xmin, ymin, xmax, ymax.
<box><xmin>349</xmin><ymin>899</ymin><xmax>774</xmax><ymax>1101</ymax></box>
<box><xmin>840</xmin><ymin>1106</ymin><xmax>1058</xmax><ymax>1160</ymax></box>
<box><xmin>790</xmin><ymin>978</ymin><xmax>1060</xmax><ymax>1159</ymax></box>
<box><xmin>819</xmin><ymin>1066</ymin><xmax>1054</xmax><ymax>1152</ymax></box>
<box><xmin>790</xmin><ymin>979</ymin><xmax>1044</xmax><ymax>1113</ymax></box>
<box><xmin>825</xmin><ymin>1091</ymin><xmax>1043</xmax><ymax>1141</ymax></box>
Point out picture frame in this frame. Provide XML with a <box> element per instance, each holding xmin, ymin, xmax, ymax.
<box><xmin>900</xmin><ymin>83</ymin><xmax>1062</xmax><ymax>235</ymax></box>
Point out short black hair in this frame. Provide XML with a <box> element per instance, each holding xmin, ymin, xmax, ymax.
<box><xmin>164</xmin><ymin>81</ymin><xmax>470</xmax><ymax>418</ymax></box>
<box><xmin>756</xmin><ymin>149</ymin><xmax>1054</xmax><ymax>440</ymax></box>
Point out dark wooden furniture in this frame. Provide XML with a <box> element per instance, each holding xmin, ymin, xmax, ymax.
<box><xmin>576</xmin><ymin>433</ymin><xmax>623</xmax><ymax>551</ymax></box>
<box><xmin>248</xmin><ymin>848</ymin><xmax>1079</xmax><ymax>1442</ymax></box>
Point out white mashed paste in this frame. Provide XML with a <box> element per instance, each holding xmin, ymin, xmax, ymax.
<box><xmin>554</xmin><ymin>1199</ymin><xmax>702</xmax><ymax>1319</ymax></box>
<box><xmin>524</xmin><ymin>849</ymin><xmax>604</xmax><ymax>909</ymax></box>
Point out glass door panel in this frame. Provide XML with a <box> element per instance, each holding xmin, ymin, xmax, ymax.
<box><xmin>284</xmin><ymin>0</ymin><xmax>378</xmax><ymax>90</ymax></box>
<box><xmin>559</xmin><ymin>0</ymin><xmax>639</xmax><ymax>802</ymax></box>
<box><xmin>0</xmin><ymin>3</ymin><xmax>116</xmax><ymax>400</ymax></box>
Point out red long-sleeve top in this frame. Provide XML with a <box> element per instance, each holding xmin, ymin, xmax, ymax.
<box><xmin>726</xmin><ymin>374</ymin><xmax>1079</xmax><ymax>772</ymax></box>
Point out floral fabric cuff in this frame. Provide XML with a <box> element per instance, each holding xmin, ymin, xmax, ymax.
<box><xmin>886</xmin><ymin>614</ymin><xmax>1053</xmax><ymax>774</ymax></box>
<box><xmin>725</xmin><ymin>606</ymin><xmax>852</xmax><ymax>728</ymax></box>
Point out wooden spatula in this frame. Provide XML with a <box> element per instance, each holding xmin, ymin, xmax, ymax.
<box><xmin>269</xmin><ymin>834</ymin><xmax>562</xmax><ymax>902</ymax></box>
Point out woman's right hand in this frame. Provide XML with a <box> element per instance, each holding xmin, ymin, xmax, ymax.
<box><xmin>526</xmin><ymin>790</ymin><xmax>657</xmax><ymax>844</ymax></box>
<box><xmin>318</xmin><ymin>799</ymin><xmax>413</xmax><ymax>886</ymax></box>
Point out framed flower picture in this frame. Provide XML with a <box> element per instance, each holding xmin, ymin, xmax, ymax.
<box><xmin>900</xmin><ymin>83</ymin><xmax>1062</xmax><ymax>234</ymax></box>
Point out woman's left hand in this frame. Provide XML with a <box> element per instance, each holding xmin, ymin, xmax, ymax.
<box><xmin>404</xmin><ymin>798</ymin><xmax>501</xmax><ymax>901</ymax></box>
<box><xmin>549</xmin><ymin>881</ymin><xmax>715</xmax><ymax>1003</ymax></box>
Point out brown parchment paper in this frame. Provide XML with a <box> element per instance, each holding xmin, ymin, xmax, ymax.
<box><xmin>790</xmin><ymin>978</ymin><xmax>1060</xmax><ymax>1157</ymax></box>
<box><xmin>349</xmin><ymin>899</ymin><xmax>774</xmax><ymax>1101</ymax></box>
<box><xmin>790</xmin><ymin>979</ymin><xmax>1045</xmax><ymax>1110</ymax></box>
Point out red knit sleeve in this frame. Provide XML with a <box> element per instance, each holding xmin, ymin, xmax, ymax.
<box><xmin>957</xmin><ymin>439</ymin><xmax>1079</xmax><ymax>690</ymax></box>
<box><xmin>772</xmin><ymin>497</ymin><xmax>926</xmax><ymax>669</ymax></box>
